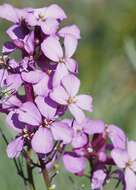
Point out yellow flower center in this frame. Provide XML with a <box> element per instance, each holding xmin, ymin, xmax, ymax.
<box><xmin>22</xmin><ymin>129</ymin><xmax>33</xmax><ymax>139</ymax></box>
<box><xmin>44</xmin><ymin>119</ymin><xmax>54</xmax><ymax>128</ymax></box>
<box><xmin>38</xmin><ymin>13</ymin><xmax>46</xmax><ymax>21</ymax></box>
<box><xmin>126</xmin><ymin>160</ymin><xmax>133</xmax><ymax>168</ymax></box>
<box><xmin>59</xmin><ymin>58</ymin><xmax>65</xmax><ymax>64</ymax></box>
<box><xmin>67</xmin><ymin>96</ymin><xmax>76</xmax><ymax>105</ymax></box>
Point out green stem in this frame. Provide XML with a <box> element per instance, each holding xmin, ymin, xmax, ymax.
<box><xmin>39</xmin><ymin>158</ymin><xmax>51</xmax><ymax>190</ymax></box>
<box><xmin>26</xmin><ymin>149</ymin><xmax>36</xmax><ymax>190</ymax></box>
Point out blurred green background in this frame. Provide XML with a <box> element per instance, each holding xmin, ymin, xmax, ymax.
<box><xmin>0</xmin><ymin>0</ymin><xmax>136</xmax><ymax>189</ymax></box>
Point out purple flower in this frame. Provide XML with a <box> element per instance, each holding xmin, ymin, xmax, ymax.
<box><xmin>0</xmin><ymin>4</ymin><xmax>30</xmax><ymax>23</ymax></box>
<box><xmin>13</xmin><ymin>98</ymin><xmax>73</xmax><ymax>154</ymax></box>
<box><xmin>63</xmin><ymin>152</ymin><xmax>86</xmax><ymax>174</ymax></box>
<box><xmin>7</xmin><ymin>136</ymin><xmax>24</xmax><ymax>159</ymax></box>
<box><xmin>2</xmin><ymin>95</ymin><xmax>22</xmax><ymax>110</ymax></box>
<box><xmin>111</xmin><ymin>141</ymin><xmax>136</xmax><ymax>190</ymax></box>
<box><xmin>84</xmin><ymin>119</ymin><xmax>126</xmax><ymax>149</ymax></box>
<box><xmin>6</xmin><ymin>109</ymin><xmax>35</xmax><ymax>158</ymax></box>
<box><xmin>26</xmin><ymin>4</ymin><xmax>66</xmax><ymax>34</ymax></box>
<box><xmin>70</xmin><ymin>118</ymin><xmax>92</xmax><ymax>148</ymax></box>
<box><xmin>41</xmin><ymin>35</ymin><xmax>78</xmax><ymax>87</ymax></box>
<box><xmin>58</xmin><ymin>25</ymin><xmax>81</xmax><ymax>39</ymax></box>
<box><xmin>91</xmin><ymin>169</ymin><xmax>106</xmax><ymax>190</ymax></box>
<box><xmin>22</xmin><ymin>70</ymin><xmax>50</xmax><ymax>96</ymax></box>
<box><xmin>17</xmin><ymin>102</ymin><xmax>42</xmax><ymax>126</ymax></box>
<box><xmin>6</xmin><ymin>25</ymin><xmax>34</xmax><ymax>54</ymax></box>
<box><xmin>31</xmin><ymin>96</ymin><xmax>73</xmax><ymax>154</ymax></box>
<box><xmin>50</xmin><ymin>74</ymin><xmax>93</xmax><ymax>123</ymax></box>
<box><xmin>0</xmin><ymin>70</ymin><xmax>22</xmax><ymax>107</ymax></box>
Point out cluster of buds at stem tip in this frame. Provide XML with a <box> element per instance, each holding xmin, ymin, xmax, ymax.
<box><xmin>0</xmin><ymin>3</ymin><xmax>135</xmax><ymax>190</ymax></box>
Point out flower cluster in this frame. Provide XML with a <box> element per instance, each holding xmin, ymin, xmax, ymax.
<box><xmin>0</xmin><ymin>3</ymin><xmax>135</xmax><ymax>190</ymax></box>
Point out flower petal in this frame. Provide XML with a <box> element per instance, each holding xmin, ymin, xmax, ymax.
<box><xmin>41</xmin><ymin>36</ymin><xmax>63</xmax><ymax>62</ymax></box>
<box><xmin>111</xmin><ymin>148</ymin><xmax>128</xmax><ymax>169</ymax></box>
<box><xmin>76</xmin><ymin>94</ymin><xmax>93</xmax><ymax>112</ymax></box>
<box><xmin>108</xmin><ymin>125</ymin><xmax>126</xmax><ymax>149</ymax></box>
<box><xmin>41</xmin><ymin>18</ymin><xmax>59</xmax><ymax>35</ymax></box>
<box><xmin>125</xmin><ymin>168</ymin><xmax>136</xmax><ymax>190</ymax></box>
<box><xmin>61</xmin><ymin>74</ymin><xmax>80</xmax><ymax>96</ymax></box>
<box><xmin>69</xmin><ymin>104</ymin><xmax>85</xmax><ymax>123</ymax></box>
<box><xmin>51</xmin><ymin>122</ymin><xmax>73</xmax><ymax>144</ymax></box>
<box><xmin>31</xmin><ymin>127</ymin><xmax>54</xmax><ymax>154</ymax></box>
<box><xmin>7</xmin><ymin>137</ymin><xmax>24</xmax><ymax>159</ymax></box>
<box><xmin>64</xmin><ymin>35</ymin><xmax>78</xmax><ymax>58</ymax></box>
<box><xmin>2</xmin><ymin>95</ymin><xmax>22</xmax><ymax>109</ymax></box>
<box><xmin>63</xmin><ymin>153</ymin><xmax>86</xmax><ymax>174</ymax></box>
<box><xmin>35</xmin><ymin>96</ymin><xmax>57</xmax><ymax>119</ymax></box>
<box><xmin>72</xmin><ymin>133</ymin><xmax>88</xmax><ymax>148</ymax></box>
<box><xmin>0</xmin><ymin>4</ymin><xmax>18</xmax><ymax>23</ymax></box>
<box><xmin>127</xmin><ymin>141</ymin><xmax>136</xmax><ymax>161</ymax></box>
<box><xmin>6</xmin><ymin>74</ymin><xmax>22</xmax><ymax>91</ymax></box>
<box><xmin>18</xmin><ymin>102</ymin><xmax>42</xmax><ymax>126</ymax></box>
<box><xmin>33</xmin><ymin>75</ymin><xmax>50</xmax><ymax>96</ymax></box>
<box><xmin>92</xmin><ymin>170</ymin><xmax>106</xmax><ymax>190</ymax></box>
<box><xmin>46</xmin><ymin>4</ymin><xmax>67</xmax><ymax>20</ymax></box>
<box><xmin>24</xmin><ymin>31</ymin><xmax>34</xmax><ymax>54</ymax></box>
<box><xmin>58</xmin><ymin>25</ymin><xmax>81</xmax><ymax>39</ymax></box>
<box><xmin>83</xmin><ymin>119</ymin><xmax>105</xmax><ymax>135</ymax></box>
<box><xmin>21</xmin><ymin>70</ymin><xmax>45</xmax><ymax>84</ymax></box>
<box><xmin>53</xmin><ymin>63</ymin><xmax>68</xmax><ymax>88</ymax></box>
<box><xmin>50</xmin><ymin>86</ymin><xmax>68</xmax><ymax>105</ymax></box>
<box><xmin>6</xmin><ymin>111</ymin><xmax>25</xmax><ymax>132</ymax></box>
<box><xmin>7</xmin><ymin>24</ymin><xmax>28</xmax><ymax>41</ymax></box>
<box><xmin>65</xmin><ymin>58</ymin><xmax>78</xmax><ymax>73</ymax></box>
<box><xmin>2</xmin><ymin>41</ymin><xmax>16</xmax><ymax>54</ymax></box>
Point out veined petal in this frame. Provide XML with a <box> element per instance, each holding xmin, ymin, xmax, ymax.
<box><xmin>125</xmin><ymin>168</ymin><xmax>136</xmax><ymax>190</ymax></box>
<box><xmin>7</xmin><ymin>25</ymin><xmax>28</xmax><ymax>41</ymax></box>
<box><xmin>35</xmin><ymin>96</ymin><xmax>57</xmax><ymax>119</ymax></box>
<box><xmin>51</xmin><ymin>122</ymin><xmax>73</xmax><ymax>144</ymax></box>
<box><xmin>31</xmin><ymin>127</ymin><xmax>54</xmax><ymax>154</ymax></box>
<box><xmin>76</xmin><ymin>94</ymin><xmax>93</xmax><ymax>112</ymax></box>
<box><xmin>63</xmin><ymin>153</ymin><xmax>86</xmax><ymax>174</ymax></box>
<box><xmin>0</xmin><ymin>4</ymin><xmax>18</xmax><ymax>23</ymax></box>
<box><xmin>50</xmin><ymin>86</ymin><xmax>68</xmax><ymax>105</ymax></box>
<box><xmin>6</xmin><ymin>111</ymin><xmax>24</xmax><ymax>132</ymax></box>
<box><xmin>0</xmin><ymin>69</ymin><xmax>8</xmax><ymax>87</ymax></box>
<box><xmin>33</xmin><ymin>75</ymin><xmax>50</xmax><ymax>96</ymax></box>
<box><xmin>64</xmin><ymin>35</ymin><xmax>78</xmax><ymax>58</ymax></box>
<box><xmin>58</xmin><ymin>25</ymin><xmax>81</xmax><ymax>39</ymax></box>
<box><xmin>18</xmin><ymin>102</ymin><xmax>42</xmax><ymax>126</ymax></box>
<box><xmin>61</xmin><ymin>74</ymin><xmax>80</xmax><ymax>96</ymax></box>
<box><xmin>46</xmin><ymin>4</ymin><xmax>67</xmax><ymax>20</ymax></box>
<box><xmin>21</xmin><ymin>70</ymin><xmax>45</xmax><ymax>84</ymax></box>
<box><xmin>41</xmin><ymin>18</ymin><xmax>59</xmax><ymax>35</ymax></box>
<box><xmin>92</xmin><ymin>170</ymin><xmax>106</xmax><ymax>190</ymax></box>
<box><xmin>41</xmin><ymin>36</ymin><xmax>63</xmax><ymax>62</ymax></box>
<box><xmin>108</xmin><ymin>125</ymin><xmax>126</xmax><ymax>149</ymax></box>
<box><xmin>24</xmin><ymin>31</ymin><xmax>34</xmax><ymax>54</ymax></box>
<box><xmin>2</xmin><ymin>95</ymin><xmax>22</xmax><ymax>109</ymax></box>
<box><xmin>72</xmin><ymin>133</ymin><xmax>88</xmax><ymax>148</ymax></box>
<box><xmin>69</xmin><ymin>104</ymin><xmax>85</xmax><ymax>123</ymax></box>
<box><xmin>111</xmin><ymin>149</ymin><xmax>128</xmax><ymax>169</ymax></box>
<box><xmin>53</xmin><ymin>63</ymin><xmax>68</xmax><ymax>88</ymax></box>
<box><xmin>83</xmin><ymin>119</ymin><xmax>105</xmax><ymax>135</ymax></box>
<box><xmin>7</xmin><ymin>137</ymin><xmax>24</xmax><ymax>159</ymax></box>
<box><xmin>65</xmin><ymin>58</ymin><xmax>78</xmax><ymax>73</ymax></box>
<box><xmin>2</xmin><ymin>41</ymin><xmax>16</xmax><ymax>54</ymax></box>
<box><xmin>127</xmin><ymin>141</ymin><xmax>136</xmax><ymax>161</ymax></box>
<box><xmin>6</xmin><ymin>74</ymin><xmax>22</xmax><ymax>91</ymax></box>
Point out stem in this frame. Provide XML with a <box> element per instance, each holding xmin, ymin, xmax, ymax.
<box><xmin>39</xmin><ymin>158</ymin><xmax>51</xmax><ymax>189</ymax></box>
<box><xmin>24</xmin><ymin>81</ymin><xmax>36</xmax><ymax>190</ymax></box>
<box><xmin>26</xmin><ymin>148</ymin><xmax>36</xmax><ymax>190</ymax></box>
